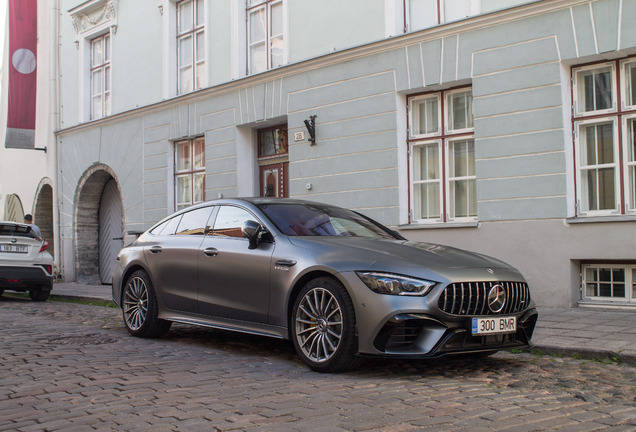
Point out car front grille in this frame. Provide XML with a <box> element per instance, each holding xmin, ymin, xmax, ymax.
<box><xmin>438</xmin><ymin>281</ymin><xmax>530</xmax><ymax>315</ymax></box>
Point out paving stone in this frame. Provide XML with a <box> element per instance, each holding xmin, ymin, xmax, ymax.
<box><xmin>2</xmin><ymin>298</ymin><xmax>636</xmax><ymax>431</ymax></box>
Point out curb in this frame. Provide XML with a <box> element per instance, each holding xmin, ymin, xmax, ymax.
<box><xmin>50</xmin><ymin>294</ymin><xmax>115</xmax><ymax>305</ymax></box>
<box><xmin>527</xmin><ymin>344</ymin><xmax>636</xmax><ymax>366</ymax></box>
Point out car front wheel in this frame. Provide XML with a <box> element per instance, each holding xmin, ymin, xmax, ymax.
<box><xmin>122</xmin><ymin>270</ymin><xmax>171</xmax><ymax>338</ymax></box>
<box><xmin>291</xmin><ymin>277</ymin><xmax>362</xmax><ymax>372</ymax></box>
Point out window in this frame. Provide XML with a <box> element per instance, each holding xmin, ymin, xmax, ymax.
<box><xmin>175</xmin><ymin>207</ymin><xmax>214</xmax><ymax>235</ymax></box>
<box><xmin>582</xmin><ymin>264</ymin><xmax>636</xmax><ymax>303</ymax></box>
<box><xmin>405</xmin><ymin>0</ymin><xmax>480</xmax><ymax>32</ymax></box>
<box><xmin>247</xmin><ymin>0</ymin><xmax>284</xmax><ymax>74</ymax></box>
<box><xmin>210</xmin><ymin>206</ymin><xmax>257</xmax><ymax>238</ymax></box>
<box><xmin>150</xmin><ymin>215</ymin><xmax>182</xmax><ymax>236</ymax></box>
<box><xmin>175</xmin><ymin>138</ymin><xmax>206</xmax><ymax>210</ymax></box>
<box><xmin>90</xmin><ymin>33</ymin><xmax>111</xmax><ymax>120</ymax></box>
<box><xmin>408</xmin><ymin>88</ymin><xmax>476</xmax><ymax>223</ymax></box>
<box><xmin>177</xmin><ymin>0</ymin><xmax>205</xmax><ymax>94</ymax></box>
<box><xmin>572</xmin><ymin>58</ymin><xmax>636</xmax><ymax>216</ymax></box>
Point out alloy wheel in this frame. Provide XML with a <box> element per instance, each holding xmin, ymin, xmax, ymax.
<box><xmin>295</xmin><ymin>287</ymin><xmax>343</xmax><ymax>363</ymax></box>
<box><xmin>124</xmin><ymin>276</ymin><xmax>149</xmax><ymax>331</ymax></box>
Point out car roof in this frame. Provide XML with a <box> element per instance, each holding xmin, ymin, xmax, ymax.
<box><xmin>0</xmin><ymin>221</ymin><xmax>29</xmax><ymax>227</ymax></box>
<box><xmin>211</xmin><ymin>197</ymin><xmax>336</xmax><ymax>207</ymax></box>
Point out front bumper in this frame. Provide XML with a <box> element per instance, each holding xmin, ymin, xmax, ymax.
<box><xmin>0</xmin><ymin>265</ymin><xmax>53</xmax><ymax>291</ymax></box>
<box><xmin>370</xmin><ymin>308</ymin><xmax>538</xmax><ymax>358</ymax></box>
<box><xmin>341</xmin><ymin>271</ymin><xmax>538</xmax><ymax>357</ymax></box>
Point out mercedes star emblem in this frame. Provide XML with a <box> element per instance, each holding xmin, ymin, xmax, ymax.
<box><xmin>487</xmin><ymin>284</ymin><xmax>506</xmax><ymax>313</ymax></box>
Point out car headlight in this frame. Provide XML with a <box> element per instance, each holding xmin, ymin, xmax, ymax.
<box><xmin>356</xmin><ymin>272</ymin><xmax>436</xmax><ymax>296</ymax></box>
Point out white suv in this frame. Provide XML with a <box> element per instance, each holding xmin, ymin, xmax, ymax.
<box><xmin>0</xmin><ymin>222</ymin><xmax>54</xmax><ymax>301</ymax></box>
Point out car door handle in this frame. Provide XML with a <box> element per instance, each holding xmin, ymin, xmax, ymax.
<box><xmin>275</xmin><ymin>259</ymin><xmax>297</xmax><ymax>267</ymax></box>
<box><xmin>149</xmin><ymin>246</ymin><xmax>162</xmax><ymax>254</ymax></box>
<box><xmin>203</xmin><ymin>247</ymin><xmax>219</xmax><ymax>257</ymax></box>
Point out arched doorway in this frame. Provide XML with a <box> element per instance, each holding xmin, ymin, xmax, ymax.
<box><xmin>98</xmin><ymin>179</ymin><xmax>123</xmax><ymax>284</ymax></box>
<box><xmin>4</xmin><ymin>194</ymin><xmax>24</xmax><ymax>222</ymax></box>
<box><xmin>34</xmin><ymin>180</ymin><xmax>54</xmax><ymax>255</ymax></box>
<box><xmin>75</xmin><ymin>165</ymin><xmax>124</xmax><ymax>285</ymax></box>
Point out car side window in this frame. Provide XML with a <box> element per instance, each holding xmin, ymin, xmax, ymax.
<box><xmin>151</xmin><ymin>215</ymin><xmax>182</xmax><ymax>236</ymax></box>
<box><xmin>175</xmin><ymin>207</ymin><xmax>214</xmax><ymax>235</ymax></box>
<box><xmin>210</xmin><ymin>206</ymin><xmax>256</xmax><ymax>238</ymax></box>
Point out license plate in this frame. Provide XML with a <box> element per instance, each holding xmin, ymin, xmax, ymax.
<box><xmin>472</xmin><ymin>316</ymin><xmax>516</xmax><ymax>335</ymax></box>
<box><xmin>0</xmin><ymin>244</ymin><xmax>28</xmax><ymax>253</ymax></box>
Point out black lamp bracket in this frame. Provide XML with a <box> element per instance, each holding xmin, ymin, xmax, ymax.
<box><xmin>304</xmin><ymin>115</ymin><xmax>317</xmax><ymax>145</ymax></box>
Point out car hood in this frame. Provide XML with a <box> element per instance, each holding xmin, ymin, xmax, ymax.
<box><xmin>286</xmin><ymin>236</ymin><xmax>516</xmax><ymax>271</ymax></box>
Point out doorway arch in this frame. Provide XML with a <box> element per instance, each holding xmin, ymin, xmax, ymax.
<box><xmin>33</xmin><ymin>179</ymin><xmax>54</xmax><ymax>255</ymax></box>
<box><xmin>4</xmin><ymin>194</ymin><xmax>24</xmax><ymax>222</ymax></box>
<box><xmin>74</xmin><ymin>164</ymin><xmax>124</xmax><ymax>285</ymax></box>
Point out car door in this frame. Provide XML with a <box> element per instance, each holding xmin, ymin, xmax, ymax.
<box><xmin>197</xmin><ymin>205</ymin><xmax>274</xmax><ymax>323</ymax></box>
<box><xmin>143</xmin><ymin>206</ymin><xmax>214</xmax><ymax>312</ymax></box>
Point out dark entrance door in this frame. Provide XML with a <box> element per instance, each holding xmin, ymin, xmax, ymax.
<box><xmin>257</xmin><ymin>125</ymin><xmax>288</xmax><ymax>198</ymax></box>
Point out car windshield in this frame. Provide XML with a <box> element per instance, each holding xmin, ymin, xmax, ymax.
<box><xmin>0</xmin><ymin>223</ymin><xmax>37</xmax><ymax>238</ymax></box>
<box><xmin>257</xmin><ymin>203</ymin><xmax>397</xmax><ymax>239</ymax></box>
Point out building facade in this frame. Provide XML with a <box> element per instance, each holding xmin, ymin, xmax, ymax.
<box><xmin>0</xmin><ymin>2</ymin><xmax>58</xmax><ymax>260</ymax></box>
<box><xmin>3</xmin><ymin>0</ymin><xmax>635</xmax><ymax>308</ymax></box>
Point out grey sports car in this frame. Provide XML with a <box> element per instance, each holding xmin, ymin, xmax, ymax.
<box><xmin>112</xmin><ymin>198</ymin><xmax>537</xmax><ymax>372</ymax></box>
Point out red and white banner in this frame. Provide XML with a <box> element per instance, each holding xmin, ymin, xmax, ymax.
<box><xmin>5</xmin><ymin>0</ymin><xmax>38</xmax><ymax>149</ymax></box>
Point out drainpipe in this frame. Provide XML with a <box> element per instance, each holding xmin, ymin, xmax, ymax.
<box><xmin>51</xmin><ymin>0</ymin><xmax>62</xmax><ymax>278</ymax></box>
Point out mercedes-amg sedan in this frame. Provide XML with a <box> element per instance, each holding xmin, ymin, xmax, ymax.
<box><xmin>112</xmin><ymin>198</ymin><xmax>537</xmax><ymax>372</ymax></box>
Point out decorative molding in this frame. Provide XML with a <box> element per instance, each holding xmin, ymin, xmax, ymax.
<box><xmin>69</xmin><ymin>0</ymin><xmax>119</xmax><ymax>37</ymax></box>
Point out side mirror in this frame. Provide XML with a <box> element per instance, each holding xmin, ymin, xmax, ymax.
<box><xmin>242</xmin><ymin>220</ymin><xmax>263</xmax><ymax>250</ymax></box>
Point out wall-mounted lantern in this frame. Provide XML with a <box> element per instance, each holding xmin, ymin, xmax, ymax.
<box><xmin>304</xmin><ymin>115</ymin><xmax>317</xmax><ymax>146</ymax></box>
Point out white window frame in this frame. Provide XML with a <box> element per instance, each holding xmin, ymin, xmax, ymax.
<box><xmin>409</xmin><ymin>93</ymin><xmax>442</xmax><ymax>138</ymax></box>
<box><xmin>573</xmin><ymin>117</ymin><xmax>620</xmax><ymax>216</ymax></box>
<box><xmin>621</xmin><ymin>59</ymin><xmax>636</xmax><ymax>110</ymax></box>
<box><xmin>623</xmin><ymin>114</ymin><xmax>636</xmax><ymax>214</ymax></box>
<box><xmin>246</xmin><ymin>0</ymin><xmax>286</xmax><ymax>75</ymax></box>
<box><xmin>446</xmin><ymin>137</ymin><xmax>477</xmax><ymax>220</ymax></box>
<box><xmin>177</xmin><ymin>0</ymin><xmax>206</xmax><ymax>95</ymax></box>
<box><xmin>582</xmin><ymin>263</ymin><xmax>636</xmax><ymax>304</ymax></box>
<box><xmin>175</xmin><ymin>137</ymin><xmax>206</xmax><ymax>211</ymax></box>
<box><xmin>572</xmin><ymin>62</ymin><xmax>617</xmax><ymax>117</ymax></box>
<box><xmin>408</xmin><ymin>87</ymin><xmax>476</xmax><ymax>225</ymax></box>
<box><xmin>445</xmin><ymin>88</ymin><xmax>474</xmax><ymax>135</ymax></box>
<box><xmin>409</xmin><ymin>140</ymin><xmax>443</xmax><ymax>223</ymax></box>
<box><xmin>90</xmin><ymin>33</ymin><xmax>111</xmax><ymax>120</ymax></box>
<box><xmin>572</xmin><ymin>59</ymin><xmax>636</xmax><ymax>218</ymax></box>
<box><xmin>402</xmin><ymin>0</ymin><xmax>482</xmax><ymax>33</ymax></box>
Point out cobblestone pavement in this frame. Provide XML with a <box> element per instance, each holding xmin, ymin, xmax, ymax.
<box><xmin>1</xmin><ymin>297</ymin><xmax>636</xmax><ymax>432</ymax></box>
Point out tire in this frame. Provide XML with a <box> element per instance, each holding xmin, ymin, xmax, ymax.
<box><xmin>29</xmin><ymin>287</ymin><xmax>50</xmax><ymax>302</ymax></box>
<box><xmin>291</xmin><ymin>277</ymin><xmax>362</xmax><ymax>373</ymax></box>
<box><xmin>122</xmin><ymin>269</ymin><xmax>171</xmax><ymax>338</ymax></box>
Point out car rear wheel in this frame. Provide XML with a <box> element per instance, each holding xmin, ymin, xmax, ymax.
<box><xmin>291</xmin><ymin>277</ymin><xmax>362</xmax><ymax>372</ymax></box>
<box><xmin>122</xmin><ymin>270</ymin><xmax>171</xmax><ymax>338</ymax></box>
<box><xmin>29</xmin><ymin>287</ymin><xmax>50</xmax><ymax>301</ymax></box>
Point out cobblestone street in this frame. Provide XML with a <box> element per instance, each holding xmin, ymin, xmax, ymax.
<box><xmin>1</xmin><ymin>297</ymin><xmax>636</xmax><ymax>431</ymax></box>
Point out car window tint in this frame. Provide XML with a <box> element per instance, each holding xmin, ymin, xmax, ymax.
<box><xmin>149</xmin><ymin>219</ymin><xmax>169</xmax><ymax>235</ymax></box>
<box><xmin>210</xmin><ymin>206</ymin><xmax>255</xmax><ymax>238</ymax></box>
<box><xmin>156</xmin><ymin>215</ymin><xmax>182</xmax><ymax>236</ymax></box>
<box><xmin>0</xmin><ymin>224</ymin><xmax>37</xmax><ymax>238</ymax></box>
<box><xmin>258</xmin><ymin>203</ymin><xmax>396</xmax><ymax>239</ymax></box>
<box><xmin>176</xmin><ymin>207</ymin><xmax>214</xmax><ymax>235</ymax></box>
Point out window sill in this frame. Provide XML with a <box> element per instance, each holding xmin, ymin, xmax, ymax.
<box><xmin>398</xmin><ymin>222</ymin><xmax>479</xmax><ymax>230</ymax></box>
<box><xmin>567</xmin><ymin>215</ymin><xmax>636</xmax><ymax>224</ymax></box>
<box><xmin>578</xmin><ymin>300</ymin><xmax>636</xmax><ymax>310</ymax></box>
